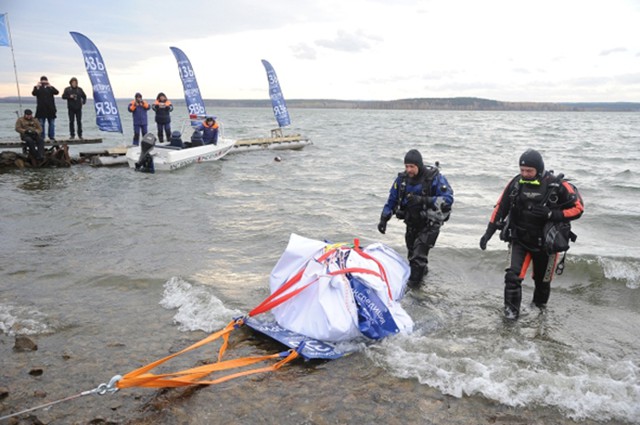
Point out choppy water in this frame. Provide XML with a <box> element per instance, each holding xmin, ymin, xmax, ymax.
<box><xmin>1</xmin><ymin>102</ymin><xmax>639</xmax><ymax>424</ymax></box>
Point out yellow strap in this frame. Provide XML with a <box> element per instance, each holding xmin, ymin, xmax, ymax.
<box><xmin>115</xmin><ymin>319</ymin><xmax>300</xmax><ymax>389</ymax></box>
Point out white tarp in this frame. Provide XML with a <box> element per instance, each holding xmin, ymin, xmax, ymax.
<box><xmin>269</xmin><ymin>234</ymin><xmax>413</xmax><ymax>342</ymax></box>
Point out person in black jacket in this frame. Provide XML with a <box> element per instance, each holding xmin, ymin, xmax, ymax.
<box><xmin>378</xmin><ymin>149</ymin><xmax>454</xmax><ymax>289</ymax></box>
<box><xmin>31</xmin><ymin>76</ymin><xmax>59</xmax><ymax>141</ymax></box>
<box><xmin>479</xmin><ymin>149</ymin><xmax>584</xmax><ymax>319</ymax></box>
<box><xmin>152</xmin><ymin>92</ymin><xmax>173</xmax><ymax>143</ymax></box>
<box><xmin>61</xmin><ymin>77</ymin><xmax>87</xmax><ymax>139</ymax></box>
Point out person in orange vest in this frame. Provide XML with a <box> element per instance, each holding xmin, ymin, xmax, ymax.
<box><xmin>127</xmin><ymin>93</ymin><xmax>150</xmax><ymax>146</ymax></box>
<box><xmin>196</xmin><ymin>116</ymin><xmax>219</xmax><ymax>145</ymax></box>
<box><xmin>152</xmin><ymin>92</ymin><xmax>173</xmax><ymax>143</ymax></box>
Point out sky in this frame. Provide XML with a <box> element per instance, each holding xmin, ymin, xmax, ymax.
<box><xmin>1</xmin><ymin>0</ymin><xmax>639</xmax><ymax>103</ymax></box>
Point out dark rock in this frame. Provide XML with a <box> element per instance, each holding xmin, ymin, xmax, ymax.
<box><xmin>28</xmin><ymin>368</ymin><xmax>43</xmax><ymax>376</ymax></box>
<box><xmin>14</xmin><ymin>335</ymin><xmax>37</xmax><ymax>352</ymax></box>
<box><xmin>0</xmin><ymin>386</ymin><xmax>8</xmax><ymax>399</ymax></box>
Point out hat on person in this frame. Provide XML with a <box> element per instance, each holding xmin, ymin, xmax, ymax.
<box><xmin>205</xmin><ymin>115</ymin><xmax>216</xmax><ymax>122</ymax></box>
<box><xmin>24</xmin><ymin>109</ymin><xmax>33</xmax><ymax>115</ymax></box>
<box><xmin>69</xmin><ymin>77</ymin><xmax>78</xmax><ymax>84</ymax></box>
<box><xmin>191</xmin><ymin>130</ymin><xmax>204</xmax><ymax>142</ymax></box>
<box><xmin>404</xmin><ymin>149</ymin><xmax>424</xmax><ymax>169</ymax></box>
<box><xmin>519</xmin><ymin>149</ymin><xmax>545</xmax><ymax>175</ymax></box>
<box><xmin>40</xmin><ymin>76</ymin><xmax>48</xmax><ymax>82</ymax></box>
<box><xmin>135</xmin><ymin>92</ymin><xmax>142</xmax><ymax>98</ymax></box>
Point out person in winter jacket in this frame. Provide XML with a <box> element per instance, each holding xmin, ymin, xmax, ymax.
<box><xmin>152</xmin><ymin>92</ymin><xmax>173</xmax><ymax>143</ymax></box>
<box><xmin>127</xmin><ymin>93</ymin><xmax>150</xmax><ymax>146</ymax></box>
<box><xmin>378</xmin><ymin>149</ymin><xmax>454</xmax><ymax>289</ymax></box>
<box><xmin>195</xmin><ymin>116</ymin><xmax>219</xmax><ymax>145</ymax></box>
<box><xmin>31</xmin><ymin>76</ymin><xmax>59</xmax><ymax>141</ymax></box>
<box><xmin>15</xmin><ymin>109</ymin><xmax>45</xmax><ymax>161</ymax></box>
<box><xmin>61</xmin><ymin>77</ymin><xmax>87</xmax><ymax>139</ymax></box>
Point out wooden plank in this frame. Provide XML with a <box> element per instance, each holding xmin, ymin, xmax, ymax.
<box><xmin>235</xmin><ymin>134</ymin><xmax>309</xmax><ymax>146</ymax></box>
<box><xmin>0</xmin><ymin>138</ymin><xmax>103</xmax><ymax>148</ymax></box>
<box><xmin>78</xmin><ymin>146</ymin><xmax>127</xmax><ymax>157</ymax></box>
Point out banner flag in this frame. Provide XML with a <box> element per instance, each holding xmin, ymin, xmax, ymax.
<box><xmin>170</xmin><ymin>46</ymin><xmax>207</xmax><ymax>124</ymax></box>
<box><xmin>261</xmin><ymin>59</ymin><xmax>291</xmax><ymax>128</ymax></box>
<box><xmin>0</xmin><ymin>14</ymin><xmax>10</xmax><ymax>47</ymax></box>
<box><xmin>69</xmin><ymin>32</ymin><xmax>123</xmax><ymax>133</ymax></box>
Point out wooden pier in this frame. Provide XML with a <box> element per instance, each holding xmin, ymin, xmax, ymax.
<box><xmin>0</xmin><ymin>138</ymin><xmax>103</xmax><ymax>169</ymax></box>
<box><xmin>0</xmin><ymin>138</ymin><xmax>102</xmax><ymax>149</ymax></box>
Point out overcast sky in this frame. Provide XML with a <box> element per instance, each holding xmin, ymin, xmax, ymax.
<box><xmin>1</xmin><ymin>0</ymin><xmax>639</xmax><ymax>102</ymax></box>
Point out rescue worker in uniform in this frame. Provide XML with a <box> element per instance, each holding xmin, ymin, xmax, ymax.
<box><xmin>152</xmin><ymin>92</ymin><xmax>173</xmax><ymax>143</ymax></box>
<box><xmin>196</xmin><ymin>116</ymin><xmax>219</xmax><ymax>145</ymax></box>
<box><xmin>127</xmin><ymin>93</ymin><xmax>150</xmax><ymax>146</ymax></box>
<box><xmin>378</xmin><ymin>149</ymin><xmax>454</xmax><ymax>289</ymax></box>
<box><xmin>479</xmin><ymin>149</ymin><xmax>584</xmax><ymax>319</ymax></box>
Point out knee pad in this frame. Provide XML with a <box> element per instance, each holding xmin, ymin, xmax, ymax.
<box><xmin>504</xmin><ymin>269</ymin><xmax>522</xmax><ymax>287</ymax></box>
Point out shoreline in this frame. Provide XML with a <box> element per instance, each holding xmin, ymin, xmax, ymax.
<box><xmin>1</xmin><ymin>97</ymin><xmax>639</xmax><ymax>112</ymax></box>
<box><xmin>0</xmin><ymin>328</ymin><xmax>629</xmax><ymax>425</ymax></box>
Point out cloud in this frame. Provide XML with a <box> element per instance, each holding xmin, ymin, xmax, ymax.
<box><xmin>291</xmin><ymin>43</ymin><xmax>317</xmax><ymax>60</ymax></box>
<box><xmin>315</xmin><ymin>30</ymin><xmax>380</xmax><ymax>53</ymax></box>
<box><xmin>600</xmin><ymin>47</ymin><xmax>628</xmax><ymax>56</ymax></box>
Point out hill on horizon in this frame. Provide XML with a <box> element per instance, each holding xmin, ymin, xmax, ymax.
<box><xmin>1</xmin><ymin>96</ymin><xmax>638</xmax><ymax>112</ymax></box>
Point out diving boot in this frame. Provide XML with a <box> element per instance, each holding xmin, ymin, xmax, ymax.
<box><xmin>406</xmin><ymin>280</ymin><xmax>422</xmax><ymax>290</ymax></box>
<box><xmin>504</xmin><ymin>305</ymin><xmax>519</xmax><ymax>320</ymax></box>
<box><xmin>504</xmin><ymin>284</ymin><xmax>522</xmax><ymax>320</ymax></box>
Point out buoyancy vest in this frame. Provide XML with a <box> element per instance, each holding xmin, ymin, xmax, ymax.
<box><xmin>395</xmin><ymin>165</ymin><xmax>444</xmax><ymax>226</ymax></box>
<box><xmin>505</xmin><ymin>172</ymin><xmax>569</xmax><ymax>249</ymax></box>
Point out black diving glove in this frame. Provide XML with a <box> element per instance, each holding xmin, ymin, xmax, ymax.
<box><xmin>530</xmin><ymin>205</ymin><xmax>552</xmax><ymax>219</ymax></box>
<box><xmin>378</xmin><ymin>213</ymin><xmax>391</xmax><ymax>234</ymax></box>
<box><xmin>479</xmin><ymin>223</ymin><xmax>498</xmax><ymax>250</ymax></box>
<box><xmin>406</xmin><ymin>193</ymin><xmax>422</xmax><ymax>206</ymax></box>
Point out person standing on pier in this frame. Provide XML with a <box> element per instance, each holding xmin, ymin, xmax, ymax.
<box><xmin>61</xmin><ymin>77</ymin><xmax>87</xmax><ymax>140</ymax></box>
<box><xmin>31</xmin><ymin>76</ymin><xmax>59</xmax><ymax>141</ymax></box>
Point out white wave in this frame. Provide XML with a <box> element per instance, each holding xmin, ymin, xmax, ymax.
<box><xmin>599</xmin><ymin>257</ymin><xmax>640</xmax><ymax>289</ymax></box>
<box><xmin>160</xmin><ymin>276</ymin><xmax>243</xmax><ymax>333</ymax></box>
<box><xmin>0</xmin><ymin>304</ymin><xmax>51</xmax><ymax>336</ymax></box>
<box><xmin>367</xmin><ymin>333</ymin><xmax>640</xmax><ymax>423</ymax></box>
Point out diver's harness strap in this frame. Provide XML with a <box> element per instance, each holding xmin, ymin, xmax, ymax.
<box><xmin>394</xmin><ymin>163</ymin><xmax>447</xmax><ymax>226</ymax></box>
<box><xmin>501</xmin><ymin>172</ymin><xmax>575</xmax><ymax>275</ymax></box>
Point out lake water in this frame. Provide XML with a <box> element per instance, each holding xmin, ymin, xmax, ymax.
<box><xmin>1</xmin><ymin>101</ymin><xmax>639</xmax><ymax>424</ymax></box>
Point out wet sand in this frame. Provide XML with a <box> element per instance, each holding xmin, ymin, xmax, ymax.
<box><xmin>1</xmin><ymin>323</ymin><xmax>628</xmax><ymax>425</ymax></box>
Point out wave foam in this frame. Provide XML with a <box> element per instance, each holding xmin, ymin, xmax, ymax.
<box><xmin>599</xmin><ymin>257</ymin><xmax>640</xmax><ymax>289</ymax></box>
<box><xmin>367</xmin><ymin>334</ymin><xmax>640</xmax><ymax>423</ymax></box>
<box><xmin>160</xmin><ymin>276</ymin><xmax>243</xmax><ymax>333</ymax></box>
<box><xmin>0</xmin><ymin>304</ymin><xmax>52</xmax><ymax>336</ymax></box>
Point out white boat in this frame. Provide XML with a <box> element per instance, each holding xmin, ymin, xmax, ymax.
<box><xmin>126</xmin><ymin>132</ymin><xmax>235</xmax><ymax>172</ymax></box>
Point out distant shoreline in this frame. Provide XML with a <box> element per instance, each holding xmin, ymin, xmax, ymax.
<box><xmin>1</xmin><ymin>96</ymin><xmax>639</xmax><ymax>112</ymax></box>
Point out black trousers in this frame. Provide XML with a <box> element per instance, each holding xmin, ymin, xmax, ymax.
<box><xmin>504</xmin><ymin>242</ymin><xmax>558</xmax><ymax>316</ymax></box>
<box><xmin>405</xmin><ymin>222</ymin><xmax>440</xmax><ymax>284</ymax></box>
<box><xmin>68</xmin><ymin>108</ymin><xmax>83</xmax><ymax>137</ymax></box>
<box><xmin>156</xmin><ymin>122</ymin><xmax>171</xmax><ymax>142</ymax></box>
<box><xmin>22</xmin><ymin>134</ymin><xmax>45</xmax><ymax>160</ymax></box>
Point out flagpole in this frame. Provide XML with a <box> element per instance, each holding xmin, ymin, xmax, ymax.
<box><xmin>2</xmin><ymin>13</ymin><xmax>22</xmax><ymax>116</ymax></box>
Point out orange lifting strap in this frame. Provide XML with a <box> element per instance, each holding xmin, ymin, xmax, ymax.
<box><xmin>115</xmin><ymin>238</ymin><xmax>381</xmax><ymax>390</ymax></box>
<box><xmin>115</xmin><ymin>319</ymin><xmax>299</xmax><ymax>390</ymax></box>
